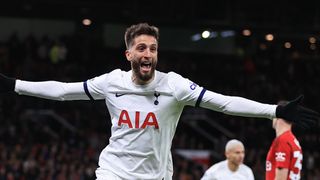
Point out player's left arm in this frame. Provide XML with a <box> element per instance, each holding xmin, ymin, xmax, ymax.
<box><xmin>198</xmin><ymin>90</ymin><xmax>319</xmax><ymax>128</ymax></box>
<box><xmin>169</xmin><ymin>72</ymin><xmax>276</xmax><ymax>119</ymax></box>
<box><xmin>275</xmin><ymin>167</ymin><xmax>289</xmax><ymax>180</ymax></box>
<box><xmin>169</xmin><ymin>72</ymin><xmax>319</xmax><ymax>127</ymax></box>
<box><xmin>200</xmin><ymin>90</ymin><xmax>277</xmax><ymax>119</ymax></box>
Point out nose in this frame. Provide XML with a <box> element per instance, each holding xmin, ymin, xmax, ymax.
<box><xmin>143</xmin><ymin>48</ymin><xmax>152</xmax><ymax>58</ymax></box>
<box><xmin>240</xmin><ymin>153</ymin><xmax>245</xmax><ymax>159</ymax></box>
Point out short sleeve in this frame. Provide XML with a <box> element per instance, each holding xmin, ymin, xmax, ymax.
<box><xmin>168</xmin><ymin>72</ymin><xmax>205</xmax><ymax>107</ymax></box>
<box><xmin>85</xmin><ymin>73</ymin><xmax>109</xmax><ymax>100</ymax></box>
<box><xmin>273</xmin><ymin>140</ymin><xmax>292</xmax><ymax>169</ymax></box>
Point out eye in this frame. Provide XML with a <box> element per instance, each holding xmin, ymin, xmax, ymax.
<box><xmin>150</xmin><ymin>46</ymin><xmax>157</xmax><ymax>52</ymax></box>
<box><xmin>136</xmin><ymin>45</ymin><xmax>146</xmax><ymax>51</ymax></box>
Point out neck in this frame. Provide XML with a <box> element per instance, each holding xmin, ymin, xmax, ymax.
<box><xmin>227</xmin><ymin>160</ymin><xmax>239</xmax><ymax>172</ymax></box>
<box><xmin>131</xmin><ymin>74</ymin><xmax>154</xmax><ymax>85</ymax></box>
<box><xmin>276</xmin><ymin>124</ymin><xmax>291</xmax><ymax>137</ymax></box>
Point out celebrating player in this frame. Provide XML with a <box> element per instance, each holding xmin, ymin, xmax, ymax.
<box><xmin>0</xmin><ymin>23</ymin><xmax>319</xmax><ymax>180</ymax></box>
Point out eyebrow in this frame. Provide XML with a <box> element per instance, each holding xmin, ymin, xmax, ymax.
<box><xmin>136</xmin><ymin>42</ymin><xmax>157</xmax><ymax>45</ymax></box>
<box><xmin>135</xmin><ymin>43</ymin><xmax>158</xmax><ymax>48</ymax></box>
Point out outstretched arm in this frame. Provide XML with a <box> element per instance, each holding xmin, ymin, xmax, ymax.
<box><xmin>15</xmin><ymin>80</ymin><xmax>88</xmax><ymax>101</ymax></box>
<box><xmin>200</xmin><ymin>90</ymin><xmax>277</xmax><ymax>119</ymax></box>
<box><xmin>200</xmin><ymin>90</ymin><xmax>319</xmax><ymax>129</ymax></box>
<box><xmin>1</xmin><ymin>73</ymin><xmax>90</xmax><ymax>101</ymax></box>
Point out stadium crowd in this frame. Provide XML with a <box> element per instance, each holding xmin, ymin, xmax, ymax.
<box><xmin>0</xmin><ymin>32</ymin><xmax>319</xmax><ymax>180</ymax></box>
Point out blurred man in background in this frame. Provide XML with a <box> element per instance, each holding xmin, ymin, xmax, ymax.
<box><xmin>266</xmin><ymin>101</ymin><xmax>303</xmax><ymax>180</ymax></box>
<box><xmin>201</xmin><ymin>139</ymin><xmax>254</xmax><ymax>180</ymax></box>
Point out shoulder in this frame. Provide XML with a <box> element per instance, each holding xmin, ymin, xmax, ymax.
<box><xmin>88</xmin><ymin>69</ymin><xmax>128</xmax><ymax>86</ymax></box>
<box><xmin>89</xmin><ymin>69</ymin><xmax>124</xmax><ymax>79</ymax></box>
<box><xmin>154</xmin><ymin>71</ymin><xmax>185</xmax><ymax>90</ymax></box>
<box><xmin>104</xmin><ymin>69</ymin><xmax>130</xmax><ymax>81</ymax></box>
<box><xmin>277</xmin><ymin>131</ymin><xmax>296</xmax><ymax>145</ymax></box>
<box><xmin>108</xmin><ymin>69</ymin><xmax>128</xmax><ymax>77</ymax></box>
<box><xmin>155</xmin><ymin>71</ymin><xmax>182</xmax><ymax>81</ymax></box>
<box><xmin>166</xmin><ymin>71</ymin><xmax>197</xmax><ymax>90</ymax></box>
<box><xmin>239</xmin><ymin>164</ymin><xmax>254</xmax><ymax>179</ymax></box>
<box><xmin>240</xmin><ymin>163</ymin><xmax>253</xmax><ymax>173</ymax></box>
<box><xmin>285</xmin><ymin>131</ymin><xmax>302</xmax><ymax>149</ymax></box>
<box><xmin>167</xmin><ymin>71</ymin><xmax>185</xmax><ymax>80</ymax></box>
<box><xmin>206</xmin><ymin>160</ymin><xmax>227</xmax><ymax>173</ymax></box>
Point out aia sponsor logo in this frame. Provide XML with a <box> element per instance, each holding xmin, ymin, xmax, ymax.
<box><xmin>118</xmin><ymin>110</ymin><xmax>159</xmax><ymax>129</ymax></box>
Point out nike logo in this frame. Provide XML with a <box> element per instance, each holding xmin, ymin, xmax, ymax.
<box><xmin>115</xmin><ymin>93</ymin><xmax>126</xmax><ymax>97</ymax></box>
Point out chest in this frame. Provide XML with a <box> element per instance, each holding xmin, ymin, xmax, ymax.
<box><xmin>215</xmin><ymin>170</ymin><xmax>248</xmax><ymax>180</ymax></box>
<box><xmin>106</xmin><ymin>91</ymin><xmax>178</xmax><ymax>112</ymax></box>
<box><xmin>104</xmin><ymin>91</ymin><xmax>183</xmax><ymax>129</ymax></box>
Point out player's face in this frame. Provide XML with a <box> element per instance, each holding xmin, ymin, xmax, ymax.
<box><xmin>226</xmin><ymin>145</ymin><xmax>245</xmax><ymax>166</ymax></box>
<box><xmin>125</xmin><ymin>35</ymin><xmax>158</xmax><ymax>85</ymax></box>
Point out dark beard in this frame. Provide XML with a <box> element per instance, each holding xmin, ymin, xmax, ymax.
<box><xmin>132</xmin><ymin>60</ymin><xmax>156</xmax><ymax>82</ymax></box>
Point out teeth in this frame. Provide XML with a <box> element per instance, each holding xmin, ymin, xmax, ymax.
<box><xmin>141</xmin><ymin>63</ymin><xmax>151</xmax><ymax>66</ymax></box>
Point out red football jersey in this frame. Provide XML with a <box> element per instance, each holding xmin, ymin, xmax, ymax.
<box><xmin>266</xmin><ymin>130</ymin><xmax>303</xmax><ymax>180</ymax></box>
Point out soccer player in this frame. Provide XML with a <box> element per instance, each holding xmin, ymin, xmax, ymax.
<box><xmin>201</xmin><ymin>139</ymin><xmax>254</xmax><ymax>180</ymax></box>
<box><xmin>266</xmin><ymin>101</ymin><xmax>303</xmax><ymax>180</ymax></box>
<box><xmin>0</xmin><ymin>23</ymin><xmax>319</xmax><ymax>180</ymax></box>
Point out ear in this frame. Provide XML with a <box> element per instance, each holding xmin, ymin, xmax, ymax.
<box><xmin>125</xmin><ymin>49</ymin><xmax>132</xmax><ymax>61</ymax></box>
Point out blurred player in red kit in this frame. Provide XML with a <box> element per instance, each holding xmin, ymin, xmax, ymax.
<box><xmin>266</xmin><ymin>101</ymin><xmax>303</xmax><ymax>180</ymax></box>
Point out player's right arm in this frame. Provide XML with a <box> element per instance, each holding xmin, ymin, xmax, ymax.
<box><xmin>0</xmin><ymin>73</ymin><xmax>105</xmax><ymax>101</ymax></box>
<box><xmin>275</xmin><ymin>167</ymin><xmax>289</xmax><ymax>180</ymax></box>
<box><xmin>15</xmin><ymin>80</ymin><xmax>88</xmax><ymax>100</ymax></box>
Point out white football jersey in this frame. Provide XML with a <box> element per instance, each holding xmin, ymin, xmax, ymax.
<box><xmin>201</xmin><ymin>160</ymin><xmax>255</xmax><ymax>180</ymax></box>
<box><xmin>86</xmin><ymin>69</ymin><xmax>204</xmax><ymax>179</ymax></box>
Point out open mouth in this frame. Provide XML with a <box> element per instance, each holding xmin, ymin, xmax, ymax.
<box><xmin>140</xmin><ymin>62</ymin><xmax>152</xmax><ymax>71</ymax></box>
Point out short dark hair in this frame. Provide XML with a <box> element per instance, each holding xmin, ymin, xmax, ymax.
<box><xmin>124</xmin><ymin>23</ymin><xmax>159</xmax><ymax>49</ymax></box>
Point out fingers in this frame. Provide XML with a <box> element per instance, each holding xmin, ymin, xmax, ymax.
<box><xmin>297</xmin><ymin>115</ymin><xmax>316</xmax><ymax>127</ymax></box>
<box><xmin>295</xmin><ymin>113</ymin><xmax>319</xmax><ymax>130</ymax></box>
<box><xmin>295</xmin><ymin>121</ymin><xmax>309</xmax><ymax>130</ymax></box>
<box><xmin>300</xmin><ymin>107</ymin><xmax>320</xmax><ymax>123</ymax></box>
<box><xmin>291</xmin><ymin>95</ymin><xmax>304</xmax><ymax>105</ymax></box>
<box><xmin>299</xmin><ymin>106</ymin><xmax>320</xmax><ymax>116</ymax></box>
<box><xmin>301</xmin><ymin>112</ymin><xmax>320</xmax><ymax>121</ymax></box>
<box><xmin>300</xmin><ymin>115</ymin><xmax>317</xmax><ymax>125</ymax></box>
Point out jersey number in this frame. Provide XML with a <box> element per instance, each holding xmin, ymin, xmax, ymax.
<box><xmin>289</xmin><ymin>151</ymin><xmax>303</xmax><ymax>180</ymax></box>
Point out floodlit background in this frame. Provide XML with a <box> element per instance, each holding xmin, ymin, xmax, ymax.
<box><xmin>0</xmin><ymin>1</ymin><xmax>319</xmax><ymax>179</ymax></box>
